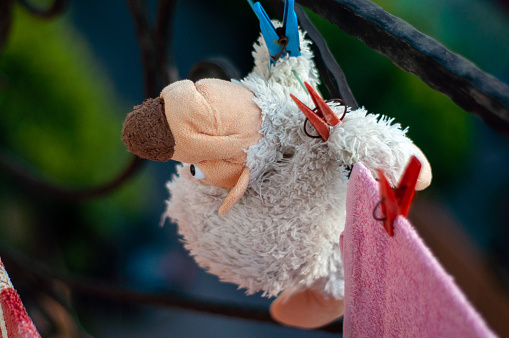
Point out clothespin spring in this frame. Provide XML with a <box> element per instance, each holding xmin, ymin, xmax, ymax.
<box><xmin>303</xmin><ymin>98</ymin><xmax>348</xmax><ymax>139</ymax></box>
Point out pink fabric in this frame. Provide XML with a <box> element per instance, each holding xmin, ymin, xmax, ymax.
<box><xmin>0</xmin><ymin>259</ymin><xmax>40</xmax><ymax>338</ymax></box>
<box><xmin>340</xmin><ymin>162</ymin><xmax>496</xmax><ymax>338</ymax></box>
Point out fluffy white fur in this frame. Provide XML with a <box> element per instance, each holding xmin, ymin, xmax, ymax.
<box><xmin>163</xmin><ymin>27</ymin><xmax>416</xmax><ymax>299</ymax></box>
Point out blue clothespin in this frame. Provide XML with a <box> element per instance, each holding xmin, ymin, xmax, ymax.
<box><xmin>248</xmin><ymin>0</ymin><xmax>300</xmax><ymax>64</ymax></box>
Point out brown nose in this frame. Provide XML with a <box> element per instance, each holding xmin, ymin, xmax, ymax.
<box><xmin>121</xmin><ymin>97</ymin><xmax>175</xmax><ymax>161</ymax></box>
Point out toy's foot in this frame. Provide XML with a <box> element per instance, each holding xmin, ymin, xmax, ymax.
<box><xmin>270</xmin><ymin>289</ymin><xmax>344</xmax><ymax>329</ymax></box>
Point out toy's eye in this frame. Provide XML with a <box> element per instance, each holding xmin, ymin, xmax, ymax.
<box><xmin>190</xmin><ymin>164</ymin><xmax>206</xmax><ymax>179</ymax></box>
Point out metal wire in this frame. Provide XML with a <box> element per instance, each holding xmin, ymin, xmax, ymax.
<box><xmin>297</xmin><ymin>0</ymin><xmax>509</xmax><ymax>138</ymax></box>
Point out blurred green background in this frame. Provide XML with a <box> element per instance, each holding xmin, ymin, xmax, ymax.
<box><xmin>0</xmin><ymin>0</ymin><xmax>508</xmax><ymax>336</ymax></box>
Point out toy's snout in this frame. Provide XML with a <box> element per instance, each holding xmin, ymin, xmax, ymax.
<box><xmin>122</xmin><ymin>97</ymin><xmax>175</xmax><ymax>162</ymax></box>
<box><xmin>122</xmin><ymin>78</ymin><xmax>263</xmax><ymax>215</ymax></box>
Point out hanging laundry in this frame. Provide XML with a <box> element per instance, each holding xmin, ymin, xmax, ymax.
<box><xmin>0</xmin><ymin>259</ymin><xmax>40</xmax><ymax>338</ymax></box>
<box><xmin>340</xmin><ymin>162</ymin><xmax>496</xmax><ymax>337</ymax></box>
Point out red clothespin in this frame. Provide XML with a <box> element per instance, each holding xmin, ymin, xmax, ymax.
<box><xmin>290</xmin><ymin>82</ymin><xmax>345</xmax><ymax>141</ymax></box>
<box><xmin>376</xmin><ymin>156</ymin><xmax>421</xmax><ymax>236</ymax></box>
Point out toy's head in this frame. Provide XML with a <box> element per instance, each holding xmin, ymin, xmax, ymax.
<box><xmin>122</xmin><ymin>78</ymin><xmax>263</xmax><ymax>214</ymax></box>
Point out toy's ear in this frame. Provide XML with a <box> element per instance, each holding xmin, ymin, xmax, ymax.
<box><xmin>219</xmin><ymin>166</ymin><xmax>250</xmax><ymax>215</ymax></box>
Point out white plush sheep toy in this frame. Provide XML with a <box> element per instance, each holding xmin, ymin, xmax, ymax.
<box><xmin>122</xmin><ymin>0</ymin><xmax>432</xmax><ymax>329</ymax></box>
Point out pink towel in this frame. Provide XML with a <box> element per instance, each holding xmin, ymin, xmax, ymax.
<box><xmin>340</xmin><ymin>162</ymin><xmax>496</xmax><ymax>338</ymax></box>
<box><xmin>0</xmin><ymin>259</ymin><xmax>40</xmax><ymax>338</ymax></box>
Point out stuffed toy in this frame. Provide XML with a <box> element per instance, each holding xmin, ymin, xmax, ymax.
<box><xmin>121</xmin><ymin>0</ymin><xmax>432</xmax><ymax>328</ymax></box>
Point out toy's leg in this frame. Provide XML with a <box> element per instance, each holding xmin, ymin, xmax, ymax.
<box><xmin>270</xmin><ymin>288</ymin><xmax>344</xmax><ymax>329</ymax></box>
<box><xmin>412</xmin><ymin>145</ymin><xmax>432</xmax><ymax>191</ymax></box>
